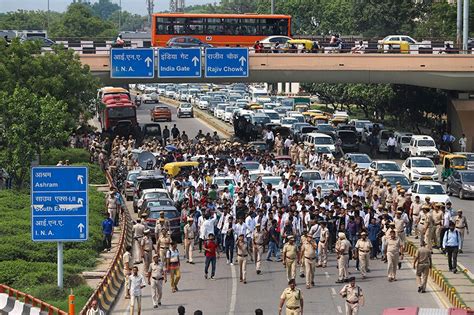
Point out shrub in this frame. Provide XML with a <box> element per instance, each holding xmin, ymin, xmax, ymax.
<box><xmin>40</xmin><ymin>148</ymin><xmax>90</xmax><ymax>165</ymax></box>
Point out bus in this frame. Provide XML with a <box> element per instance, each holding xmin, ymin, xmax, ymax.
<box><xmin>152</xmin><ymin>13</ymin><xmax>292</xmax><ymax>47</ymax></box>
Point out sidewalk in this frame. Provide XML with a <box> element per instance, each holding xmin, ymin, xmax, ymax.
<box><xmin>405</xmin><ymin>234</ymin><xmax>474</xmax><ymax>309</ymax></box>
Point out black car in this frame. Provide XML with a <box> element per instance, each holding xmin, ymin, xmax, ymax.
<box><xmin>446</xmin><ymin>170</ymin><xmax>474</xmax><ymax>199</ymax></box>
<box><xmin>336</xmin><ymin>130</ymin><xmax>359</xmax><ymax>152</ymax></box>
<box><xmin>166</xmin><ymin>36</ymin><xmax>213</xmax><ymax>48</ymax></box>
<box><xmin>145</xmin><ymin>206</ymin><xmax>182</xmax><ymax>243</ymax></box>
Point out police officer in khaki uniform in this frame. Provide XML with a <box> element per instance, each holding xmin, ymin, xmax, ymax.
<box><xmin>413</xmin><ymin>240</ymin><xmax>431</xmax><ymax>293</ymax></box>
<box><xmin>141</xmin><ymin>229</ymin><xmax>154</xmax><ymax>275</ymax></box>
<box><xmin>300</xmin><ymin>234</ymin><xmax>317</xmax><ymax>289</ymax></box>
<box><xmin>157</xmin><ymin>229</ymin><xmax>171</xmax><ymax>264</ymax></box>
<box><xmin>384</xmin><ymin>229</ymin><xmax>403</xmax><ymax>282</ymax></box>
<box><xmin>283</xmin><ymin>236</ymin><xmax>299</xmax><ymax>281</ymax></box>
<box><xmin>432</xmin><ymin>204</ymin><xmax>443</xmax><ymax>248</ymax></box>
<box><xmin>335</xmin><ymin>232</ymin><xmax>351</xmax><ymax>283</ymax></box>
<box><xmin>154</xmin><ymin>212</ymin><xmax>170</xmax><ymax>241</ymax></box>
<box><xmin>147</xmin><ymin>254</ymin><xmax>167</xmax><ymax>308</ymax></box>
<box><xmin>183</xmin><ymin>217</ymin><xmax>195</xmax><ymax>264</ymax></box>
<box><xmin>421</xmin><ymin>206</ymin><xmax>433</xmax><ymax>250</ymax></box>
<box><xmin>279</xmin><ymin>279</ymin><xmax>304</xmax><ymax>315</ymax></box>
<box><xmin>455</xmin><ymin>210</ymin><xmax>469</xmax><ymax>253</ymax></box>
<box><xmin>355</xmin><ymin>232</ymin><xmax>372</xmax><ymax>279</ymax></box>
<box><xmin>132</xmin><ymin>219</ymin><xmax>146</xmax><ymax>264</ymax></box>
<box><xmin>394</xmin><ymin>210</ymin><xmax>407</xmax><ymax>246</ymax></box>
<box><xmin>237</xmin><ymin>233</ymin><xmax>248</xmax><ymax>284</ymax></box>
<box><xmin>317</xmin><ymin>221</ymin><xmax>329</xmax><ymax>268</ymax></box>
<box><xmin>123</xmin><ymin>245</ymin><xmax>132</xmax><ymax>299</ymax></box>
<box><xmin>339</xmin><ymin>277</ymin><xmax>364</xmax><ymax>315</ymax></box>
<box><xmin>410</xmin><ymin>196</ymin><xmax>422</xmax><ymax>239</ymax></box>
<box><xmin>290</xmin><ymin>143</ymin><xmax>299</xmax><ymax>164</ymax></box>
<box><xmin>253</xmin><ymin>223</ymin><xmax>265</xmax><ymax>274</ymax></box>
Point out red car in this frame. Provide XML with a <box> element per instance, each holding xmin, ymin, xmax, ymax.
<box><xmin>150</xmin><ymin>105</ymin><xmax>172</xmax><ymax>122</ymax></box>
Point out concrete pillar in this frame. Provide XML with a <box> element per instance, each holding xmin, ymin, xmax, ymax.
<box><xmin>448</xmin><ymin>96</ymin><xmax>474</xmax><ymax>151</ymax></box>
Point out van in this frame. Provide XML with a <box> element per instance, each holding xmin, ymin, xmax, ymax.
<box><xmin>394</xmin><ymin>132</ymin><xmax>414</xmax><ymax>159</ymax></box>
<box><xmin>409</xmin><ymin>135</ymin><xmax>440</xmax><ymax>162</ymax></box>
<box><xmin>303</xmin><ymin>133</ymin><xmax>335</xmax><ymax>152</ymax></box>
<box><xmin>163</xmin><ymin>162</ymin><xmax>199</xmax><ymax>178</ymax></box>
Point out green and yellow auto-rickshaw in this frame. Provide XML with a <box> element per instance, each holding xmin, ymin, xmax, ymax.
<box><xmin>441</xmin><ymin>154</ymin><xmax>467</xmax><ymax>180</ymax></box>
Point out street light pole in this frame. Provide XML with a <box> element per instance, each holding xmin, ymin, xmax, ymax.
<box><xmin>118</xmin><ymin>0</ymin><xmax>122</xmax><ymax>31</ymax></box>
<box><xmin>463</xmin><ymin>0</ymin><xmax>469</xmax><ymax>53</ymax></box>
<box><xmin>47</xmin><ymin>0</ymin><xmax>50</xmax><ymax>33</ymax></box>
<box><xmin>457</xmin><ymin>0</ymin><xmax>462</xmax><ymax>47</ymax></box>
<box><xmin>271</xmin><ymin>0</ymin><xmax>275</xmax><ymax>14</ymax></box>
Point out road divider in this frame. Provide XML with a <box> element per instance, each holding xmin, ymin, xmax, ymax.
<box><xmin>0</xmin><ymin>284</ymin><xmax>66</xmax><ymax>315</ymax></box>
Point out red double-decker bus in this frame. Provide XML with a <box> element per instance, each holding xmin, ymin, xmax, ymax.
<box><xmin>151</xmin><ymin>13</ymin><xmax>292</xmax><ymax>47</ymax></box>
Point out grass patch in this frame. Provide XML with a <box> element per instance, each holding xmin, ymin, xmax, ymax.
<box><xmin>0</xmin><ymin>187</ymin><xmax>106</xmax><ymax>311</ymax></box>
<box><xmin>40</xmin><ymin>148</ymin><xmax>90</xmax><ymax>165</ymax></box>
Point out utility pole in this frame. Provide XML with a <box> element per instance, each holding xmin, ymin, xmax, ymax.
<box><xmin>271</xmin><ymin>0</ymin><xmax>275</xmax><ymax>14</ymax></box>
<box><xmin>457</xmin><ymin>0</ymin><xmax>462</xmax><ymax>47</ymax></box>
<box><xmin>147</xmin><ymin>0</ymin><xmax>154</xmax><ymax>27</ymax></box>
<box><xmin>463</xmin><ymin>0</ymin><xmax>469</xmax><ymax>53</ymax></box>
<box><xmin>47</xmin><ymin>0</ymin><xmax>50</xmax><ymax>33</ymax></box>
<box><xmin>118</xmin><ymin>0</ymin><xmax>122</xmax><ymax>31</ymax></box>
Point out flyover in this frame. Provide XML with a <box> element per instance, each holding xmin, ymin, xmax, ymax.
<box><xmin>79</xmin><ymin>53</ymin><xmax>474</xmax><ymax>91</ymax></box>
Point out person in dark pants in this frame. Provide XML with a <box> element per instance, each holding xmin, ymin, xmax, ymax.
<box><xmin>224</xmin><ymin>217</ymin><xmax>236</xmax><ymax>265</ymax></box>
<box><xmin>102</xmin><ymin>213</ymin><xmax>114</xmax><ymax>252</ymax></box>
<box><xmin>162</xmin><ymin>126</ymin><xmax>170</xmax><ymax>145</ymax></box>
<box><xmin>171</xmin><ymin>124</ymin><xmax>180</xmax><ymax>140</ymax></box>
<box><xmin>442</xmin><ymin>221</ymin><xmax>462</xmax><ymax>273</ymax></box>
<box><xmin>203</xmin><ymin>233</ymin><xmax>219</xmax><ymax>280</ymax></box>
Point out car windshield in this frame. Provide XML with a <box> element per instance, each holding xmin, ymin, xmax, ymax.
<box><xmin>262</xmin><ymin>177</ymin><xmax>281</xmax><ymax>186</ymax></box>
<box><xmin>418</xmin><ymin>140</ymin><xmax>435</xmax><ymax>147</ymax></box>
<box><xmin>301</xmin><ymin>127</ymin><xmax>317</xmax><ymax>134</ymax></box>
<box><xmin>418</xmin><ymin>184</ymin><xmax>445</xmax><ymax>194</ymax></box>
<box><xmin>378</xmin><ymin>163</ymin><xmax>400</xmax><ymax>171</ymax></box>
<box><xmin>147</xmin><ymin>199</ymin><xmax>174</xmax><ymax>207</ymax></box>
<box><xmin>139</xmin><ymin>179</ymin><xmax>166</xmax><ymax>190</ymax></box>
<box><xmin>266</xmin><ymin>112</ymin><xmax>280</xmax><ymax>119</ymax></box>
<box><xmin>250</xmin><ymin>173</ymin><xmax>271</xmax><ymax>181</ymax></box>
<box><xmin>107</xmin><ymin>107</ymin><xmax>135</xmax><ymax>118</ymax></box>
<box><xmin>281</xmin><ymin>118</ymin><xmax>297</xmax><ymax>124</ymax></box>
<box><xmin>316</xmin><ymin>147</ymin><xmax>331</xmax><ymax>153</ymax></box>
<box><xmin>292</xmin><ymin>116</ymin><xmax>305</xmax><ymax>123</ymax></box>
<box><xmin>149</xmin><ymin>210</ymin><xmax>179</xmax><ymax>219</ymax></box>
<box><xmin>181</xmin><ymin>103</ymin><xmax>192</xmax><ymax>108</ymax></box>
<box><xmin>301</xmin><ymin>172</ymin><xmax>321</xmax><ymax>181</ymax></box>
<box><xmin>317</xmin><ymin>125</ymin><xmax>334</xmax><ymax>131</ymax></box>
<box><xmin>217</xmin><ymin>104</ymin><xmax>227</xmax><ymax>110</ymax></box>
<box><xmin>412</xmin><ymin>159</ymin><xmax>434</xmax><ymax>167</ymax></box>
<box><xmin>253</xmin><ymin>116</ymin><xmax>271</xmax><ymax>124</ymax></box>
<box><xmin>350</xmin><ymin>155</ymin><xmax>371</xmax><ymax>163</ymax></box>
<box><xmin>313</xmin><ymin>181</ymin><xmax>338</xmax><ymax>190</ymax></box>
<box><xmin>383</xmin><ymin>175</ymin><xmax>410</xmax><ymax>186</ymax></box>
<box><xmin>241</xmin><ymin>162</ymin><xmax>260</xmax><ymax>171</ymax></box>
<box><xmin>225</xmin><ymin>107</ymin><xmax>237</xmax><ymax>113</ymax></box>
<box><xmin>127</xmin><ymin>173</ymin><xmax>139</xmax><ymax>182</ymax></box>
<box><xmin>144</xmin><ymin>192</ymin><xmax>169</xmax><ymax>200</ymax></box>
<box><xmin>339</xmin><ymin>132</ymin><xmax>357</xmax><ymax>141</ymax></box>
<box><xmin>401</xmin><ymin>136</ymin><xmax>412</xmax><ymax>143</ymax></box>
<box><xmin>315</xmin><ymin>137</ymin><xmax>333</xmax><ymax>145</ymax></box>
<box><xmin>461</xmin><ymin>172</ymin><xmax>474</xmax><ymax>182</ymax></box>
<box><xmin>214</xmin><ymin>178</ymin><xmax>234</xmax><ymax>186</ymax></box>
<box><xmin>464</xmin><ymin>153</ymin><xmax>474</xmax><ymax>161</ymax></box>
<box><xmin>355</xmin><ymin>121</ymin><xmax>370</xmax><ymax>128</ymax></box>
<box><xmin>154</xmin><ymin>106</ymin><xmax>168</xmax><ymax>110</ymax></box>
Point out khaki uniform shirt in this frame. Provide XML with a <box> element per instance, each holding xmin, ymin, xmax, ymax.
<box><xmin>184</xmin><ymin>224</ymin><xmax>195</xmax><ymax>239</ymax></box>
<box><xmin>133</xmin><ymin>223</ymin><xmax>145</xmax><ymax>238</ymax></box>
<box><xmin>123</xmin><ymin>251</ymin><xmax>131</xmax><ymax>273</ymax></box>
<box><xmin>283</xmin><ymin>243</ymin><xmax>298</xmax><ymax>260</ymax></box>
<box><xmin>386</xmin><ymin>237</ymin><xmax>401</xmax><ymax>254</ymax></box>
<box><xmin>415</xmin><ymin>247</ymin><xmax>431</xmax><ymax>265</ymax></box>
<box><xmin>280</xmin><ymin>288</ymin><xmax>303</xmax><ymax>308</ymax></box>
<box><xmin>237</xmin><ymin>240</ymin><xmax>248</xmax><ymax>256</ymax></box>
<box><xmin>253</xmin><ymin>230</ymin><xmax>265</xmax><ymax>246</ymax></box>
<box><xmin>148</xmin><ymin>262</ymin><xmax>165</xmax><ymax>279</ymax></box>
<box><xmin>411</xmin><ymin>202</ymin><xmax>422</xmax><ymax>216</ymax></box>
<box><xmin>433</xmin><ymin>210</ymin><xmax>443</xmax><ymax>226</ymax></box>
<box><xmin>394</xmin><ymin>217</ymin><xmax>406</xmax><ymax>234</ymax></box>
<box><xmin>396</xmin><ymin>195</ymin><xmax>405</xmax><ymax>208</ymax></box>
<box><xmin>320</xmin><ymin>228</ymin><xmax>329</xmax><ymax>243</ymax></box>
<box><xmin>355</xmin><ymin>239</ymin><xmax>372</xmax><ymax>255</ymax></box>
<box><xmin>141</xmin><ymin>235</ymin><xmax>153</xmax><ymax>252</ymax></box>
<box><xmin>302</xmin><ymin>241</ymin><xmax>316</xmax><ymax>259</ymax></box>
<box><xmin>158</xmin><ymin>235</ymin><xmax>171</xmax><ymax>249</ymax></box>
<box><xmin>340</xmin><ymin>284</ymin><xmax>362</xmax><ymax>303</ymax></box>
<box><xmin>455</xmin><ymin>216</ymin><xmax>467</xmax><ymax>229</ymax></box>
<box><xmin>423</xmin><ymin>213</ymin><xmax>433</xmax><ymax>231</ymax></box>
<box><xmin>336</xmin><ymin>239</ymin><xmax>351</xmax><ymax>255</ymax></box>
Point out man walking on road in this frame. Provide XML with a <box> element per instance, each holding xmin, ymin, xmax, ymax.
<box><xmin>339</xmin><ymin>277</ymin><xmax>364</xmax><ymax>315</ymax></box>
<box><xmin>148</xmin><ymin>254</ymin><xmax>167</xmax><ymax>308</ymax></box>
<box><xmin>184</xmin><ymin>217</ymin><xmax>195</xmax><ymax>264</ymax></box>
<box><xmin>106</xmin><ymin>187</ymin><xmax>120</xmax><ymax>225</ymax></box>
<box><xmin>86</xmin><ymin>300</ymin><xmax>105</xmax><ymax>315</ymax></box>
<box><xmin>171</xmin><ymin>124</ymin><xmax>180</xmax><ymax>140</ymax></box>
<box><xmin>355</xmin><ymin>232</ymin><xmax>372</xmax><ymax>279</ymax></box>
<box><xmin>253</xmin><ymin>223</ymin><xmax>265</xmax><ymax>274</ymax></box>
<box><xmin>335</xmin><ymin>233</ymin><xmax>351</xmax><ymax>283</ymax></box>
<box><xmin>283</xmin><ymin>236</ymin><xmax>298</xmax><ymax>281</ymax></box>
<box><xmin>300</xmin><ymin>233</ymin><xmax>317</xmax><ymax>289</ymax></box>
<box><xmin>413</xmin><ymin>240</ymin><xmax>431</xmax><ymax>293</ymax></box>
<box><xmin>385</xmin><ymin>229</ymin><xmax>403</xmax><ymax>282</ymax></box>
<box><xmin>387</xmin><ymin>134</ymin><xmax>396</xmax><ymax>159</ymax></box>
<box><xmin>128</xmin><ymin>266</ymin><xmax>146</xmax><ymax>315</ymax></box>
<box><xmin>317</xmin><ymin>221</ymin><xmax>329</xmax><ymax>268</ymax></box>
<box><xmin>141</xmin><ymin>229</ymin><xmax>153</xmax><ymax>275</ymax></box>
<box><xmin>454</xmin><ymin>210</ymin><xmax>469</xmax><ymax>253</ymax></box>
<box><xmin>101</xmin><ymin>213</ymin><xmax>114</xmax><ymax>252</ymax></box>
<box><xmin>203</xmin><ymin>233</ymin><xmax>219</xmax><ymax>280</ymax></box>
<box><xmin>442</xmin><ymin>221</ymin><xmax>462</xmax><ymax>273</ymax></box>
<box><xmin>267</xmin><ymin>219</ymin><xmax>281</xmax><ymax>262</ymax></box>
<box><xmin>123</xmin><ymin>245</ymin><xmax>132</xmax><ymax>299</ymax></box>
<box><xmin>166</xmin><ymin>242</ymin><xmax>181</xmax><ymax>293</ymax></box>
<box><xmin>279</xmin><ymin>279</ymin><xmax>304</xmax><ymax>315</ymax></box>
<box><xmin>132</xmin><ymin>219</ymin><xmax>145</xmax><ymax>264</ymax></box>
<box><xmin>237</xmin><ymin>233</ymin><xmax>248</xmax><ymax>284</ymax></box>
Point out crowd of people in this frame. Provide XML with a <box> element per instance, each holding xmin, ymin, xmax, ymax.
<box><xmin>86</xmin><ymin>128</ymin><xmax>470</xmax><ymax>315</ymax></box>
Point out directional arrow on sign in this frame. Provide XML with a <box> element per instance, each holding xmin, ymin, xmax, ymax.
<box><xmin>192</xmin><ymin>56</ymin><xmax>199</xmax><ymax>67</ymax></box>
<box><xmin>145</xmin><ymin>57</ymin><xmax>152</xmax><ymax>67</ymax></box>
<box><xmin>77</xmin><ymin>175</ymin><xmax>84</xmax><ymax>185</ymax></box>
<box><xmin>239</xmin><ymin>56</ymin><xmax>247</xmax><ymax>67</ymax></box>
<box><xmin>78</xmin><ymin>223</ymin><xmax>84</xmax><ymax>233</ymax></box>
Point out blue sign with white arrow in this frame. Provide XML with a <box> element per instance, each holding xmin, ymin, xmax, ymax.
<box><xmin>31</xmin><ymin>166</ymin><xmax>89</xmax><ymax>242</ymax></box>
<box><xmin>205</xmin><ymin>48</ymin><xmax>249</xmax><ymax>78</ymax></box>
<box><xmin>158</xmin><ymin>48</ymin><xmax>202</xmax><ymax>78</ymax></box>
<box><xmin>110</xmin><ymin>48</ymin><xmax>155</xmax><ymax>79</ymax></box>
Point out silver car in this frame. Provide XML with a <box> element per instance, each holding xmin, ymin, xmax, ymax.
<box><xmin>124</xmin><ymin>170</ymin><xmax>140</xmax><ymax>201</ymax></box>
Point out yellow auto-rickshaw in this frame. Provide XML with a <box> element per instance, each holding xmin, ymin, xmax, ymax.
<box><xmin>441</xmin><ymin>154</ymin><xmax>467</xmax><ymax>180</ymax></box>
<box><xmin>286</xmin><ymin>39</ymin><xmax>314</xmax><ymax>53</ymax></box>
<box><xmin>163</xmin><ymin>161</ymin><xmax>199</xmax><ymax>178</ymax></box>
<box><xmin>310</xmin><ymin>114</ymin><xmax>329</xmax><ymax>125</ymax></box>
<box><xmin>382</xmin><ymin>40</ymin><xmax>410</xmax><ymax>54</ymax></box>
<box><xmin>248</xmin><ymin>103</ymin><xmax>263</xmax><ymax>111</ymax></box>
<box><xmin>331</xmin><ymin>116</ymin><xmax>349</xmax><ymax>126</ymax></box>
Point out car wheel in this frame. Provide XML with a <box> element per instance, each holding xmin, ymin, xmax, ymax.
<box><xmin>460</xmin><ymin>189</ymin><xmax>465</xmax><ymax>200</ymax></box>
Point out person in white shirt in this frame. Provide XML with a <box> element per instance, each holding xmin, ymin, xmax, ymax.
<box><xmin>387</xmin><ymin>135</ymin><xmax>396</xmax><ymax>159</ymax></box>
<box><xmin>85</xmin><ymin>300</ymin><xmax>105</xmax><ymax>315</ymax></box>
<box><xmin>459</xmin><ymin>134</ymin><xmax>467</xmax><ymax>152</ymax></box>
<box><xmin>234</xmin><ymin>217</ymin><xmax>248</xmax><ymax>242</ymax></box>
<box><xmin>128</xmin><ymin>266</ymin><xmax>146</xmax><ymax>315</ymax></box>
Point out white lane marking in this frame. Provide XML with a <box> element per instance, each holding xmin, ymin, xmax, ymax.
<box><xmin>331</xmin><ymin>287</ymin><xmax>337</xmax><ymax>295</ymax></box>
<box><xmin>325</xmin><ymin>271</ymin><xmax>330</xmax><ymax>279</ymax></box>
<box><xmin>337</xmin><ymin>305</ymin><xmax>343</xmax><ymax>313</ymax></box>
<box><xmin>228</xmin><ymin>263</ymin><xmax>237</xmax><ymax>315</ymax></box>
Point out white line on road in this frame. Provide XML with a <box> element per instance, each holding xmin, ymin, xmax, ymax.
<box><xmin>331</xmin><ymin>287</ymin><xmax>337</xmax><ymax>295</ymax></box>
<box><xmin>337</xmin><ymin>305</ymin><xmax>343</xmax><ymax>313</ymax></box>
<box><xmin>325</xmin><ymin>271</ymin><xmax>330</xmax><ymax>278</ymax></box>
<box><xmin>228</xmin><ymin>263</ymin><xmax>237</xmax><ymax>315</ymax></box>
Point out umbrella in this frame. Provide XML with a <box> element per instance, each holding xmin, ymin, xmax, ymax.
<box><xmin>165</xmin><ymin>145</ymin><xmax>177</xmax><ymax>152</ymax></box>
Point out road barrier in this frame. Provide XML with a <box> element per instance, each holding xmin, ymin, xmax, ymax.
<box><xmin>0</xmin><ymin>284</ymin><xmax>66</xmax><ymax>315</ymax></box>
<box><xmin>79</xmin><ymin>170</ymin><xmax>133</xmax><ymax>314</ymax></box>
<box><xmin>405</xmin><ymin>241</ymin><xmax>471</xmax><ymax>309</ymax></box>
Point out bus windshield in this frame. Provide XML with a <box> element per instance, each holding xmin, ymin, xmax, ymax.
<box><xmin>107</xmin><ymin>107</ymin><xmax>136</xmax><ymax>118</ymax></box>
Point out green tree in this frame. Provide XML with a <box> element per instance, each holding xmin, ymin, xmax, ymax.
<box><xmin>90</xmin><ymin>0</ymin><xmax>120</xmax><ymax>20</ymax></box>
<box><xmin>0</xmin><ymin>87</ymin><xmax>69</xmax><ymax>188</ymax></box>
<box><xmin>0</xmin><ymin>10</ymin><xmax>62</xmax><ymax>31</ymax></box>
<box><xmin>109</xmin><ymin>11</ymin><xmax>145</xmax><ymax>31</ymax></box>
<box><xmin>49</xmin><ymin>3</ymin><xmax>117</xmax><ymax>38</ymax></box>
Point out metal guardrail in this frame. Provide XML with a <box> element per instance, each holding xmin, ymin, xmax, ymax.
<box><xmin>79</xmin><ymin>170</ymin><xmax>133</xmax><ymax>314</ymax></box>
<box><xmin>0</xmin><ymin>284</ymin><xmax>66</xmax><ymax>315</ymax></box>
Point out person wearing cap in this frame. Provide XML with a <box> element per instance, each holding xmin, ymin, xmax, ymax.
<box><xmin>132</xmin><ymin>219</ymin><xmax>146</xmax><ymax>264</ymax></box>
<box><xmin>413</xmin><ymin>239</ymin><xmax>431</xmax><ymax>293</ymax></box>
<box><xmin>106</xmin><ymin>187</ymin><xmax>119</xmax><ymax>225</ymax></box>
<box><xmin>421</xmin><ymin>206</ymin><xmax>433</xmax><ymax>251</ymax></box>
<box><xmin>141</xmin><ymin>229</ymin><xmax>153</xmax><ymax>274</ymax></box>
<box><xmin>157</xmin><ymin>228</ymin><xmax>171</xmax><ymax>264</ymax></box>
<box><xmin>335</xmin><ymin>232</ymin><xmax>351</xmax><ymax>283</ymax></box>
<box><xmin>166</xmin><ymin>242</ymin><xmax>181</xmax><ymax>293</ymax></box>
<box><xmin>154</xmin><ymin>211</ymin><xmax>170</xmax><ymax>238</ymax></box>
<box><xmin>283</xmin><ymin>236</ymin><xmax>299</xmax><ymax>281</ymax></box>
<box><xmin>279</xmin><ymin>278</ymin><xmax>304</xmax><ymax>315</ymax></box>
<box><xmin>454</xmin><ymin>210</ymin><xmax>469</xmax><ymax>253</ymax></box>
<box><xmin>300</xmin><ymin>233</ymin><xmax>317</xmax><ymax>289</ymax></box>
<box><xmin>237</xmin><ymin>233</ymin><xmax>248</xmax><ymax>284</ymax></box>
<box><xmin>148</xmin><ymin>254</ymin><xmax>167</xmax><ymax>308</ymax></box>
<box><xmin>410</xmin><ymin>195</ymin><xmax>422</xmax><ymax>239</ymax></box>
<box><xmin>355</xmin><ymin>232</ymin><xmax>372</xmax><ymax>279</ymax></box>
<box><xmin>393</xmin><ymin>210</ymin><xmax>407</xmax><ymax>246</ymax></box>
<box><xmin>432</xmin><ymin>204</ymin><xmax>443</xmax><ymax>248</ymax></box>
<box><xmin>339</xmin><ymin>277</ymin><xmax>364</xmax><ymax>315</ymax></box>
<box><xmin>384</xmin><ymin>229</ymin><xmax>403</xmax><ymax>282</ymax></box>
<box><xmin>253</xmin><ymin>223</ymin><xmax>265</xmax><ymax>274</ymax></box>
<box><xmin>184</xmin><ymin>217</ymin><xmax>196</xmax><ymax>264</ymax></box>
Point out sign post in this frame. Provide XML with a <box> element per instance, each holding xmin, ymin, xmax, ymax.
<box><xmin>158</xmin><ymin>48</ymin><xmax>202</xmax><ymax>78</ymax></box>
<box><xmin>31</xmin><ymin>166</ymin><xmax>89</xmax><ymax>288</ymax></box>
<box><xmin>110</xmin><ymin>48</ymin><xmax>155</xmax><ymax>79</ymax></box>
<box><xmin>205</xmin><ymin>48</ymin><xmax>249</xmax><ymax>78</ymax></box>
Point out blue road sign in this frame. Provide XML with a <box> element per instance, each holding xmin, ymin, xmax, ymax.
<box><xmin>205</xmin><ymin>48</ymin><xmax>249</xmax><ymax>78</ymax></box>
<box><xmin>110</xmin><ymin>48</ymin><xmax>154</xmax><ymax>79</ymax></box>
<box><xmin>31</xmin><ymin>167</ymin><xmax>88</xmax><ymax>242</ymax></box>
<box><xmin>158</xmin><ymin>48</ymin><xmax>202</xmax><ymax>78</ymax></box>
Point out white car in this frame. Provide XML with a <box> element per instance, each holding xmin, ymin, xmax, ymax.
<box><xmin>142</xmin><ymin>89</ymin><xmax>159</xmax><ymax>104</ymax></box>
<box><xmin>198</xmin><ymin>100</ymin><xmax>209</xmax><ymax>110</ymax></box>
<box><xmin>401</xmin><ymin>157</ymin><xmax>439</xmax><ymax>182</ymax></box>
<box><xmin>177</xmin><ymin>102</ymin><xmax>193</xmax><ymax>118</ymax></box>
<box><xmin>303</xmin><ymin>133</ymin><xmax>336</xmax><ymax>152</ymax></box>
<box><xmin>214</xmin><ymin>103</ymin><xmax>228</xmax><ymax>120</ymax></box>
<box><xmin>369</xmin><ymin>160</ymin><xmax>403</xmax><ymax>175</ymax></box>
<box><xmin>165</xmin><ymin>89</ymin><xmax>175</xmax><ymax>98</ymax></box>
<box><xmin>224</xmin><ymin>106</ymin><xmax>238</xmax><ymax>123</ymax></box>
<box><xmin>259</xmin><ymin>35</ymin><xmax>292</xmax><ymax>49</ymax></box>
<box><xmin>299</xmin><ymin>170</ymin><xmax>322</xmax><ymax>182</ymax></box>
<box><xmin>136</xmin><ymin>188</ymin><xmax>171</xmax><ymax>211</ymax></box>
<box><xmin>249</xmin><ymin>170</ymin><xmax>273</xmax><ymax>181</ymax></box>
<box><xmin>261</xmin><ymin>176</ymin><xmax>283</xmax><ymax>188</ymax></box>
<box><xmin>409</xmin><ymin>181</ymin><xmax>451</xmax><ymax>204</ymax></box>
<box><xmin>280</xmin><ymin>117</ymin><xmax>298</xmax><ymax>129</ymax></box>
<box><xmin>409</xmin><ymin>135</ymin><xmax>439</xmax><ymax>161</ymax></box>
<box><xmin>349</xmin><ymin>119</ymin><xmax>371</xmax><ymax>139</ymax></box>
<box><xmin>212</xmin><ymin>176</ymin><xmax>237</xmax><ymax>191</ymax></box>
<box><xmin>259</xmin><ymin>109</ymin><xmax>281</xmax><ymax>124</ymax></box>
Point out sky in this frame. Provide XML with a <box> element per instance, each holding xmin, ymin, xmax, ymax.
<box><xmin>0</xmin><ymin>0</ymin><xmax>215</xmax><ymax>15</ymax></box>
